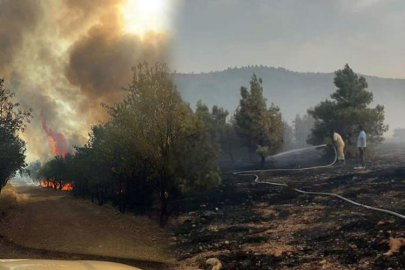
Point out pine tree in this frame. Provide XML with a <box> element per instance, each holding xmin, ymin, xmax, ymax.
<box><xmin>234</xmin><ymin>74</ymin><xmax>283</xmax><ymax>166</ymax></box>
<box><xmin>308</xmin><ymin>64</ymin><xmax>388</xmax><ymax>154</ymax></box>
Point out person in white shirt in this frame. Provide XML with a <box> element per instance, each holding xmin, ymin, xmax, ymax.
<box><xmin>357</xmin><ymin>125</ymin><xmax>367</xmax><ymax>168</ymax></box>
<box><xmin>333</xmin><ymin>131</ymin><xmax>345</xmax><ymax>163</ymax></box>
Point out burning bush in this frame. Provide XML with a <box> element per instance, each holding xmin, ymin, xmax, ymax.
<box><xmin>37</xmin><ymin>155</ymin><xmax>74</xmax><ymax>191</ymax></box>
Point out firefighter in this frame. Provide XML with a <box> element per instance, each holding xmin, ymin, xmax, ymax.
<box><xmin>333</xmin><ymin>131</ymin><xmax>345</xmax><ymax>164</ymax></box>
<box><xmin>357</xmin><ymin>125</ymin><xmax>367</xmax><ymax>169</ymax></box>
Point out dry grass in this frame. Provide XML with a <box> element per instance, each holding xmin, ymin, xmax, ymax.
<box><xmin>0</xmin><ymin>183</ymin><xmax>18</xmax><ymax>217</ymax></box>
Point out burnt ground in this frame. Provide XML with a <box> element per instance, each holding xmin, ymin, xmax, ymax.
<box><xmin>170</xmin><ymin>144</ymin><xmax>405</xmax><ymax>269</ymax></box>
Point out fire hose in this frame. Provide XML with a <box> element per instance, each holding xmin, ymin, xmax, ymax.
<box><xmin>233</xmin><ymin>144</ymin><xmax>405</xmax><ymax>220</ymax></box>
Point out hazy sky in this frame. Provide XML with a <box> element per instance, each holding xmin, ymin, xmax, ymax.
<box><xmin>173</xmin><ymin>0</ymin><xmax>405</xmax><ymax>78</ymax></box>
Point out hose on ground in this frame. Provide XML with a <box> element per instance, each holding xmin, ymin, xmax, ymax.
<box><xmin>233</xmin><ymin>145</ymin><xmax>405</xmax><ymax>220</ymax></box>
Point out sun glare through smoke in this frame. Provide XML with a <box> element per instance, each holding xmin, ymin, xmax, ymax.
<box><xmin>121</xmin><ymin>0</ymin><xmax>173</xmax><ymax>36</ymax></box>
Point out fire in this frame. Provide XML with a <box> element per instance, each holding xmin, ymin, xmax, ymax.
<box><xmin>41</xmin><ymin>180</ymin><xmax>73</xmax><ymax>191</ymax></box>
<box><xmin>62</xmin><ymin>183</ymin><xmax>73</xmax><ymax>191</ymax></box>
<box><xmin>40</xmin><ymin>113</ymin><xmax>67</xmax><ymax>157</ymax></box>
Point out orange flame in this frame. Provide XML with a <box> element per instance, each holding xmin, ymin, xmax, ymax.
<box><xmin>40</xmin><ymin>113</ymin><xmax>67</xmax><ymax>158</ymax></box>
<box><xmin>62</xmin><ymin>183</ymin><xmax>73</xmax><ymax>191</ymax></box>
<box><xmin>41</xmin><ymin>180</ymin><xmax>73</xmax><ymax>191</ymax></box>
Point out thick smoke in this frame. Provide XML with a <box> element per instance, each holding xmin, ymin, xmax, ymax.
<box><xmin>0</xmin><ymin>0</ymin><xmax>43</xmax><ymax>70</ymax></box>
<box><xmin>65</xmin><ymin>8</ymin><xmax>169</xmax><ymax>118</ymax></box>
<box><xmin>0</xmin><ymin>0</ymin><xmax>170</xmax><ymax>161</ymax></box>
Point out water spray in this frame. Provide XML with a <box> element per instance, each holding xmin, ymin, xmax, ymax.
<box><xmin>269</xmin><ymin>144</ymin><xmax>327</xmax><ymax>159</ymax></box>
<box><xmin>234</xmin><ymin>144</ymin><xmax>405</xmax><ymax>220</ymax></box>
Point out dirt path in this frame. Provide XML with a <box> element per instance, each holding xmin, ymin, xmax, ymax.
<box><xmin>0</xmin><ymin>181</ymin><xmax>175</xmax><ymax>269</ymax></box>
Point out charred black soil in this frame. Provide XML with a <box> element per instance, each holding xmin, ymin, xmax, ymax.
<box><xmin>171</xmin><ymin>144</ymin><xmax>405</xmax><ymax>269</ymax></box>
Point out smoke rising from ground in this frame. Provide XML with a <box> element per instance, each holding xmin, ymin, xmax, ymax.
<box><xmin>0</xmin><ymin>0</ymin><xmax>171</xmax><ymax>161</ymax></box>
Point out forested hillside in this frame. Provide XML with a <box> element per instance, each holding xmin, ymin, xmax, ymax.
<box><xmin>174</xmin><ymin>66</ymin><xmax>404</xmax><ymax>135</ymax></box>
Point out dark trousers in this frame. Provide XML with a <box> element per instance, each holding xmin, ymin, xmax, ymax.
<box><xmin>358</xmin><ymin>147</ymin><xmax>366</xmax><ymax>167</ymax></box>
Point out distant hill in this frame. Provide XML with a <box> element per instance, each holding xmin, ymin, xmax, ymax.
<box><xmin>174</xmin><ymin>66</ymin><xmax>405</xmax><ymax>137</ymax></box>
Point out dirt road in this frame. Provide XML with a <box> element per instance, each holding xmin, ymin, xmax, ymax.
<box><xmin>0</xmin><ymin>181</ymin><xmax>174</xmax><ymax>269</ymax></box>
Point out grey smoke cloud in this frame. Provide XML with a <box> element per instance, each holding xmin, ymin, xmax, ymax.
<box><xmin>0</xmin><ymin>0</ymin><xmax>42</xmax><ymax>69</ymax></box>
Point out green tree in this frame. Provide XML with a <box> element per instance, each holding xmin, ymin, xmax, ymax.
<box><xmin>34</xmin><ymin>64</ymin><xmax>221</xmax><ymax>226</ymax></box>
<box><xmin>0</xmin><ymin>78</ymin><xmax>32</xmax><ymax>194</ymax></box>
<box><xmin>211</xmin><ymin>106</ymin><xmax>236</xmax><ymax>163</ymax></box>
<box><xmin>36</xmin><ymin>161</ymin><xmax>52</xmax><ymax>187</ymax></box>
<box><xmin>106</xmin><ymin>63</ymin><xmax>221</xmax><ymax>227</ymax></box>
<box><xmin>234</xmin><ymin>74</ymin><xmax>283</xmax><ymax>166</ymax></box>
<box><xmin>67</xmin><ymin>146</ymin><xmax>93</xmax><ymax>198</ymax></box>
<box><xmin>81</xmin><ymin>125</ymin><xmax>114</xmax><ymax>206</ymax></box>
<box><xmin>308</xmin><ymin>64</ymin><xmax>388</xmax><ymax>155</ymax></box>
<box><xmin>37</xmin><ymin>156</ymin><xmax>67</xmax><ymax>190</ymax></box>
<box><xmin>195</xmin><ymin>101</ymin><xmax>243</xmax><ymax>165</ymax></box>
<box><xmin>195</xmin><ymin>100</ymin><xmax>232</xmax><ymax>160</ymax></box>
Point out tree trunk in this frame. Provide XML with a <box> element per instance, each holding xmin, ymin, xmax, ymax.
<box><xmin>122</xmin><ymin>197</ymin><xmax>127</xmax><ymax>214</ymax></box>
<box><xmin>228</xmin><ymin>143</ymin><xmax>234</xmax><ymax>163</ymax></box>
<box><xmin>97</xmin><ymin>190</ymin><xmax>104</xmax><ymax>206</ymax></box>
<box><xmin>261</xmin><ymin>155</ymin><xmax>265</xmax><ymax>167</ymax></box>
<box><xmin>118</xmin><ymin>178</ymin><xmax>123</xmax><ymax>213</ymax></box>
<box><xmin>259</xmin><ymin>138</ymin><xmax>264</xmax><ymax>166</ymax></box>
<box><xmin>159</xmin><ymin>173</ymin><xmax>169</xmax><ymax>228</ymax></box>
<box><xmin>159</xmin><ymin>195</ymin><xmax>168</xmax><ymax>228</ymax></box>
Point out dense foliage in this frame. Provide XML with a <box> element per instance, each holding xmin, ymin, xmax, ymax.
<box><xmin>35</xmin><ymin>63</ymin><xmax>389</xmax><ymax>227</ymax></box>
<box><xmin>308</xmin><ymin>64</ymin><xmax>388</xmax><ymax>155</ymax></box>
<box><xmin>37</xmin><ymin>63</ymin><xmax>222</xmax><ymax>227</ymax></box>
<box><xmin>0</xmin><ymin>79</ymin><xmax>31</xmax><ymax>194</ymax></box>
<box><xmin>234</xmin><ymin>74</ymin><xmax>284</xmax><ymax>166</ymax></box>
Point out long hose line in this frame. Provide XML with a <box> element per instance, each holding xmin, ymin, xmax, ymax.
<box><xmin>233</xmin><ymin>145</ymin><xmax>405</xmax><ymax>220</ymax></box>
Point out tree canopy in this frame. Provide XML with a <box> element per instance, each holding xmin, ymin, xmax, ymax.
<box><xmin>234</xmin><ymin>74</ymin><xmax>283</xmax><ymax>166</ymax></box>
<box><xmin>0</xmin><ymin>78</ymin><xmax>32</xmax><ymax>193</ymax></box>
<box><xmin>37</xmin><ymin>63</ymin><xmax>221</xmax><ymax>227</ymax></box>
<box><xmin>308</xmin><ymin>64</ymin><xmax>388</xmax><ymax>153</ymax></box>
